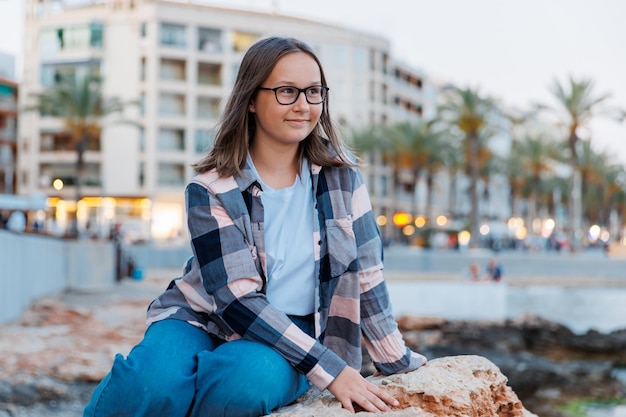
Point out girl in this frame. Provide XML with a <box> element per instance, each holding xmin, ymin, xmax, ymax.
<box><xmin>84</xmin><ymin>36</ymin><xmax>426</xmax><ymax>417</ymax></box>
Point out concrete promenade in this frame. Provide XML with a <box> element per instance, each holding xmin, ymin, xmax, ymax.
<box><xmin>382</xmin><ymin>245</ymin><xmax>626</xmax><ymax>287</ymax></box>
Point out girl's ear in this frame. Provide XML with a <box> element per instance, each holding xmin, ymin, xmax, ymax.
<box><xmin>249</xmin><ymin>100</ymin><xmax>256</xmax><ymax>113</ymax></box>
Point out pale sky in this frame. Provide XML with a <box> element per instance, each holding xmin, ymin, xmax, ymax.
<box><xmin>2</xmin><ymin>0</ymin><xmax>626</xmax><ymax>163</ymax></box>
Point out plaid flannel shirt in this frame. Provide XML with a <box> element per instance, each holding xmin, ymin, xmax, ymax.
<box><xmin>146</xmin><ymin>155</ymin><xmax>423</xmax><ymax>390</ymax></box>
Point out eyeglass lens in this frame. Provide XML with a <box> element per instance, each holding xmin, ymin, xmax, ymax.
<box><xmin>276</xmin><ymin>86</ymin><xmax>327</xmax><ymax>104</ymax></box>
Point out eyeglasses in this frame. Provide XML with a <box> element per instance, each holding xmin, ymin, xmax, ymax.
<box><xmin>257</xmin><ymin>85</ymin><xmax>329</xmax><ymax>105</ymax></box>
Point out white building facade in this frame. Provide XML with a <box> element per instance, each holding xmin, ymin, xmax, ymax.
<box><xmin>18</xmin><ymin>0</ymin><xmax>435</xmax><ymax>241</ymax></box>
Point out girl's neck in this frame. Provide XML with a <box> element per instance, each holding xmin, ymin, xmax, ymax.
<box><xmin>249</xmin><ymin>144</ymin><xmax>299</xmax><ymax>189</ymax></box>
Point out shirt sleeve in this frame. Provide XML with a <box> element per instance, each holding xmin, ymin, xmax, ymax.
<box><xmin>186</xmin><ymin>181</ymin><xmax>347</xmax><ymax>390</ymax></box>
<box><xmin>349</xmin><ymin>168</ymin><xmax>427</xmax><ymax>375</ymax></box>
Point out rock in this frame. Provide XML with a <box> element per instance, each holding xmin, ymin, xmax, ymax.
<box><xmin>272</xmin><ymin>355</ymin><xmax>538</xmax><ymax>417</ymax></box>
<box><xmin>396</xmin><ymin>316</ymin><xmax>447</xmax><ymax>331</ymax></box>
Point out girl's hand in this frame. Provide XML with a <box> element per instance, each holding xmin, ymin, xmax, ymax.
<box><xmin>327</xmin><ymin>366</ymin><xmax>399</xmax><ymax>413</ymax></box>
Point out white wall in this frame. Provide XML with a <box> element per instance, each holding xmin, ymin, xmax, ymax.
<box><xmin>387</xmin><ymin>280</ymin><xmax>507</xmax><ymax>321</ymax></box>
<box><xmin>0</xmin><ymin>230</ymin><xmax>116</xmax><ymax>325</ymax></box>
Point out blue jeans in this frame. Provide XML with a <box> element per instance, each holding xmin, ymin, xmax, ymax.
<box><xmin>83</xmin><ymin>317</ymin><xmax>312</xmax><ymax>417</ymax></box>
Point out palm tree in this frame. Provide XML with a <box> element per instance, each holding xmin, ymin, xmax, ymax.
<box><xmin>475</xmin><ymin>130</ymin><xmax>500</xmax><ymax>217</ymax></box>
<box><xmin>441</xmin><ymin>137</ymin><xmax>465</xmax><ymax>219</ymax></box>
<box><xmin>577</xmin><ymin>142</ymin><xmax>625</xmax><ymax>229</ymax></box>
<box><xmin>438</xmin><ymin>86</ymin><xmax>496</xmax><ymax>247</ymax></box>
<box><xmin>384</xmin><ymin>120</ymin><xmax>443</xmax><ymax>220</ymax></box>
<box><xmin>26</xmin><ymin>73</ymin><xmax>132</xmax><ymax>236</ymax></box>
<box><xmin>423</xmin><ymin>131</ymin><xmax>454</xmax><ymax>225</ymax></box>
<box><xmin>513</xmin><ymin>132</ymin><xmax>563</xmax><ymax>228</ymax></box>
<box><xmin>546</xmin><ymin>75</ymin><xmax>624</xmax><ymax>250</ymax></box>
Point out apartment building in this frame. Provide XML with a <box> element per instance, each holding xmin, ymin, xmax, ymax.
<box><xmin>18</xmin><ymin>0</ymin><xmax>430</xmax><ymax>241</ymax></box>
<box><xmin>0</xmin><ymin>69</ymin><xmax>17</xmax><ymax>195</ymax></box>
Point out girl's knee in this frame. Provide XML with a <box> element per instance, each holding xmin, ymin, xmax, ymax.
<box><xmin>112</xmin><ymin>353</ymin><xmax>189</xmax><ymax>399</ymax></box>
<box><xmin>192</xmin><ymin>341</ymin><xmax>309</xmax><ymax>417</ymax></box>
<box><xmin>89</xmin><ymin>352</ymin><xmax>196</xmax><ymax>415</ymax></box>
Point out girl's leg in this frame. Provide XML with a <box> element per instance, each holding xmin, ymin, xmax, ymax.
<box><xmin>189</xmin><ymin>316</ymin><xmax>313</xmax><ymax>417</ymax></box>
<box><xmin>190</xmin><ymin>339</ymin><xmax>309</xmax><ymax>417</ymax></box>
<box><xmin>83</xmin><ymin>319</ymin><xmax>215</xmax><ymax>417</ymax></box>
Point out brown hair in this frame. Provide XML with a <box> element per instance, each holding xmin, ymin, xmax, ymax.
<box><xmin>192</xmin><ymin>36</ymin><xmax>353</xmax><ymax>176</ymax></box>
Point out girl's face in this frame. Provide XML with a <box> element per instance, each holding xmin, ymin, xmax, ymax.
<box><xmin>250</xmin><ymin>52</ymin><xmax>323</xmax><ymax>151</ymax></box>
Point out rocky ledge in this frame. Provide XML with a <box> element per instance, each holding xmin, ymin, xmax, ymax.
<box><xmin>273</xmin><ymin>355</ymin><xmax>537</xmax><ymax>417</ymax></box>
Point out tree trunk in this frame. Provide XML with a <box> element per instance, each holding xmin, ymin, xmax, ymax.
<box><xmin>412</xmin><ymin>169</ymin><xmax>420</xmax><ymax>222</ymax></box>
<box><xmin>567</xmin><ymin>132</ymin><xmax>582</xmax><ymax>252</ymax></box>
<box><xmin>568</xmin><ymin>168</ymin><xmax>583</xmax><ymax>252</ymax></box>
<box><xmin>468</xmin><ymin>133</ymin><xmax>481</xmax><ymax>248</ymax></box>
<box><xmin>426</xmin><ymin>172</ymin><xmax>434</xmax><ymax>227</ymax></box>
<box><xmin>69</xmin><ymin>135</ymin><xmax>88</xmax><ymax>238</ymax></box>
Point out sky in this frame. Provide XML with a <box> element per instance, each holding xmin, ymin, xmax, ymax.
<box><xmin>1</xmin><ymin>0</ymin><xmax>626</xmax><ymax>162</ymax></box>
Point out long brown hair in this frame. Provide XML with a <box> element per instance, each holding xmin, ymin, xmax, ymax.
<box><xmin>193</xmin><ymin>36</ymin><xmax>353</xmax><ymax>176</ymax></box>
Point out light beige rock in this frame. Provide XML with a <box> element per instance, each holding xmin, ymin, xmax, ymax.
<box><xmin>272</xmin><ymin>355</ymin><xmax>538</xmax><ymax>417</ymax></box>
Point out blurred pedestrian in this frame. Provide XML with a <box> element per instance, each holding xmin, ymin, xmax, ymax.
<box><xmin>485</xmin><ymin>258</ymin><xmax>503</xmax><ymax>282</ymax></box>
<box><xmin>6</xmin><ymin>210</ymin><xmax>26</xmax><ymax>233</ymax></box>
<box><xmin>465</xmin><ymin>262</ymin><xmax>482</xmax><ymax>281</ymax></box>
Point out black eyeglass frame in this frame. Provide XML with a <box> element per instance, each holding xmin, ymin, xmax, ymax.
<box><xmin>257</xmin><ymin>85</ymin><xmax>329</xmax><ymax>105</ymax></box>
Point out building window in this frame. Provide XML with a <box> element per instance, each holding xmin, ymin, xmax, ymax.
<box><xmin>40</xmin><ymin>163</ymin><xmax>101</xmax><ymax>187</ymax></box>
<box><xmin>195</xmin><ymin>129</ymin><xmax>215</xmax><ymax>153</ymax></box>
<box><xmin>232</xmin><ymin>32</ymin><xmax>259</xmax><ymax>52</ymax></box>
<box><xmin>40</xmin><ymin>132</ymin><xmax>71</xmax><ymax>151</ymax></box>
<box><xmin>139</xmin><ymin>127</ymin><xmax>145</xmax><ymax>152</ymax></box>
<box><xmin>159</xmin><ymin>93</ymin><xmax>185</xmax><ymax>116</ymax></box>
<box><xmin>160</xmin><ymin>58</ymin><xmax>186</xmax><ymax>81</ymax></box>
<box><xmin>40</xmin><ymin>60</ymin><xmax>101</xmax><ymax>86</ymax></box>
<box><xmin>196</xmin><ymin>96</ymin><xmax>220</xmax><ymax>120</ymax></box>
<box><xmin>140</xmin><ymin>92</ymin><xmax>145</xmax><ymax>116</ymax></box>
<box><xmin>138</xmin><ymin>162</ymin><xmax>145</xmax><ymax>187</ymax></box>
<box><xmin>157</xmin><ymin>163</ymin><xmax>185</xmax><ymax>186</ymax></box>
<box><xmin>157</xmin><ymin>128</ymin><xmax>185</xmax><ymax>151</ymax></box>
<box><xmin>39</xmin><ymin>131</ymin><xmax>100</xmax><ymax>152</ymax></box>
<box><xmin>368</xmin><ymin>173</ymin><xmax>375</xmax><ymax>194</ymax></box>
<box><xmin>140</xmin><ymin>22</ymin><xmax>147</xmax><ymax>38</ymax></box>
<box><xmin>353</xmin><ymin>46</ymin><xmax>367</xmax><ymax>71</ymax></box>
<box><xmin>89</xmin><ymin>23</ymin><xmax>104</xmax><ymax>48</ymax></box>
<box><xmin>230</xmin><ymin>63</ymin><xmax>240</xmax><ymax>88</ymax></box>
<box><xmin>198</xmin><ymin>28</ymin><xmax>222</xmax><ymax>52</ymax></box>
<box><xmin>39</xmin><ymin>22</ymin><xmax>103</xmax><ymax>56</ymax></box>
<box><xmin>381</xmin><ymin>174</ymin><xmax>389</xmax><ymax>197</ymax></box>
<box><xmin>197</xmin><ymin>62</ymin><xmax>221</xmax><ymax>85</ymax></box>
<box><xmin>369</xmin><ymin>48</ymin><xmax>376</xmax><ymax>71</ymax></box>
<box><xmin>140</xmin><ymin>57</ymin><xmax>146</xmax><ymax>81</ymax></box>
<box><xmin>334</xmin><ymin>44</ymin><xmax>347</xmax><ymax>67</ymax></box>
<box><xmin>160</xmin><ymin>23</ymin><xmax>186</xmax><ymax>48</ymax></box>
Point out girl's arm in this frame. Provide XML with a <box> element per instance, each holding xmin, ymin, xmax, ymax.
<box><xmin>350</xmin><ymin>169</ymin><xmax>428</xmax><ymax>375</ymax></box>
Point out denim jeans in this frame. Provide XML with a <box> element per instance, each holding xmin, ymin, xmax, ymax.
<box><xmin>83</xmin><ymin>317</ymin><xmax>312</xmax><ymax>417</ymax></box>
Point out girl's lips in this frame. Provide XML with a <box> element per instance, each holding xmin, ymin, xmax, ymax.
<box><xmin>286</xmin><ymin>119</ymin><xmax>309</xmax><ymax>127</ymax></box>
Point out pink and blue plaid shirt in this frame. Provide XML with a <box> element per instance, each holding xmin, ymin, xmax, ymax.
<box><xmin>146</xmin><ymin>152</ymin><xmax>424</xmax><ymax>390</ymax></box>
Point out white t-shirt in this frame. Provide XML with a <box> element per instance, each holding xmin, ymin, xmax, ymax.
<box><xmin>247</xmin><ymin>155</ymin><xmax>316</xmax><ymax>316</ymax></box>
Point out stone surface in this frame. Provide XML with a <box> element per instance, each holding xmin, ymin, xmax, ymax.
<box><xmin>272</xmin><ymin>356</ymin><xmax>538</xmax><ymax>417</ymax></box>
